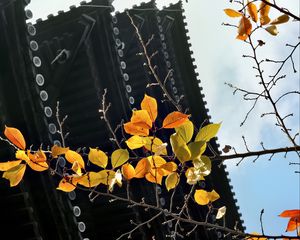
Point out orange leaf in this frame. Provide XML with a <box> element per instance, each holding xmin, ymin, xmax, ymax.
<box><xmin>224</xmin><ymin>9</ymin><xmax>243</xmax><ymax>18</ymax></box>
<box><xmin>286</xmin><ymin>217</ymin><xmax>300</xmax><ymax>232</ymax></box>
<box><xmin>121</xmin><ymin>163</ymin><xmax>135</xmax><ymax>180</ymax></box>
<box><xmin>134</xmin><ymin>158</ymin><xmax>150</xmax><ymax>178</ymax></box>
<box><xmin>162</xmin><ymin>112</ymin><xmax>189</xmax><ymax>129</ymax></box>
<box><xmin>16</xmin><ymin>150</ymin><xmax>48</xmax><ymax>172</ymax></box>
<box><xmin>237</xmin><ymin>16</ymin><xmax>252</xmax><ymax>40</ymax></box>
<box><xmin>51</xmin><ymin>145</ymin><xmax>69</xmax><ymax>158</ymax></box>
<box><xmin>28</xmin><ymin>150</ymin><xmax>47</xmax><ymax>162</ymax></box>
<box><xmin>27</xmin><ymin>151</ymin><xmax>49</xmax><ymax>171</ymax></box>
<box><xmin>65</xmin><ymin>150</ymin><xmax>85</xmax><ymax>169</ymax></box>
<box><xmin>124</xmin><ymin>122</ymin><xmax>149</xmax><ymax>136</ymax></box>
<box><xmin>0</xmin><ymin>160</ymin><xmax>22</xmax><ymax>171</ymax></box>
<box><xmin>247</xmin><ymin>1</ymin><xmax>258</xmax><ymax>22</ymax></box>
<box><xmin>141</xmin><ymin>94</ymin><xmax>158</xmax><ymax>122</ymax></box>
<box><xmin>145</xmin><ymin>171</ymin><xmax>163</xmax><ymax>185</ymax></box>
<box><xmin>4</xmin><ymin>126</ymin><xmax>26</xmax><ymax>150</ymax></box>
<box><xmin>131</xmin><ymin>110</ymin><xmax>152</xmax><ymax>129</ymax></box>
<box><xmin>279</xmin><ymin>210</ymin><xmax>300</xmax><ymax>218</ymax></box>
<box><xmin>160</xmin><ymin>162</ymin><xmax>177</xmax><ymax>176</ymax></box>
<box><xmin>259</xmin><ymin>0</ymin><xmax>271</xmax><ymax>25</ymax></box>
<box><xmin>2</xmin><ymin>164</ymin><xmax>26</xmax><ymax>187</ymax></box>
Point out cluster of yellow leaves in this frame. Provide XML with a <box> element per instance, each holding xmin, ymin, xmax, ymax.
<box><xmin>1</xmin><ymin>95</ymin><xmax>223</xmax><ymax>209</ymax></box>
<box><xmin>224</xmin><ymin>0</ymin><xmax>290</xmax><ymax>40</ymax></box>
<box><xmin>54</xmin><ymin>146</ymin><xmax>129</xmax><ymax>192</ymax></box>
<box><xmin>0</xmin><ymin>126</ymin><xmax>49</xmax><ymax>186</ymax></box>
<box><xmin>123</xmin><ymin>95</ymin><xmax>221</xmax><ymax>204</ymax></box>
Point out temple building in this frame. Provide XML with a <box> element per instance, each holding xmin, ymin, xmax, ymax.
<box><xmin>0</xmin><ymin>0</ymin><xmax>244</xmax><ymax>239</ymax></box>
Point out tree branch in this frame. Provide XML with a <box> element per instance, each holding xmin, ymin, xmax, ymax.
<box><xmin>212</xmin><ymin>146</ymin><xmax>300</xmax><ymax>162</ymax></box>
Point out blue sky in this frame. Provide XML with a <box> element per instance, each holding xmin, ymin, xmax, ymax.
<box><xmin>27</xmin><ymin>0</ymin><xmax>300</xmax><ymax>235</ymax></box>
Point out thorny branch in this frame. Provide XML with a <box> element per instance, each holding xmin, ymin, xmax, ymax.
<box><xmin>99</xmin><ymin>88</ymin><xmax>122</xmax><ymax>149</ymax></box>
<box><xmin>77</xmin><ymin>185</ymin><xmax>300</xmax><ymax>240</ymax></box>
<box><xmin>56</xmin><ymin>101</ymin><xmax>68</xmax><ymax>147</ymax></box>
<box><xmin>127</xmin><ymin>12</ymin><xmax>182</xmax><ymax>112</ymax></box>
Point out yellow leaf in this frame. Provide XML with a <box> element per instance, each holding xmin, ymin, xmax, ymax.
<box><xmin>194</xmin><ymin>189</ymin><xmax>210</xmax><ymax>205</ymax></box>
<box><xmin>188</xmin><ymin>141</ymin><xmax>206</xmax><ymax>160</ymax></box>
<box><xmin>208</xmin><ymin>189</ymin><xmax>220</xmax><ymax>202</ymax></box>
<box><xmin>77</xmin><ymin>171</ymin><xmax>106</xmax><ymax>187</ymax></box>
<box><xmin>270</xmin><ymin>14</ymin><xmax>289</xmax><ymax>25</ymax></box>
<box><xmin>108</xmin><ymin>169</ymin><xmax>122</xmax><ymax>191</ymax></box>
<box><xmin>3</xmin><ymin>164</ymin><xmax>26</xmax><ymax>187</ymax></box>
<box><xmin>147</xmin><ymin>155</ymin><xmax>166</xmax><ymax>168</ymax></box>
<box><xmin>185</xmin><ymin>167</ymin><xmax>204</xmax><ymax>185</ymax></box>
<box><xmin>121</xmin><ymin>163</ymin><xmax>135</xmax><ymax>180</ymax></box>
<box><xmin>0</xmin><ymin>160</ymin><xmax>22</xmax><ymax>171</ymax></box>
<box><xmin>131</xmin><ymin>110</ymin><xmax>152</xmax><ymax>129</ymax></box>
<box><xmin>195</xmin><ymin>123</ymin><xmax>221</xmax><ymax>142</ymax></box>
<box><xmin>111</xmin><ymin>149</ymin><xmax>129</xmax><ymax>169</ymax></box>
<box><xmin>125</xmin><ymin>136</ymin><xmax>146</xmax><ymax>150</ymax></box>
<box><xmin>65</xmin><ymin>150</ymin><xmax>85</xmax><ymax>169</ymax></box>
<box><xmin>144</xmin><ymin>137</ymin><xmax>167</xmax><ymax>155</ymax></box>
<box><xmin>247</xmin><ymin>232</ymin><xmax>268</xmax><ymax>240</ymax></box>
<box><xmin>216</xmin><ymin>206</ymin><xmax>227</xmax><ymax>219</ymax></box>
<box><xmin>165</xmin><ymin>172</ymin><xmax>179</xmax><ymax>191</ymax></box>
<box><xmin>193</xmin><ymin>155</ymin><xmax>211</xmax><ymax>176</ymax></box>
<box><xmin>134</xmin><ymin>158</ymin><xmax>151</xmax><ymax>178</ymax></box>
<box><xmin>141</xmin><ymin>94</ymin><xmax>157</xmax><ymax>122</ymax></box>
<box><xmin>72</xmin><ymin>161</ymin><xmax>82</xmax><ymax>176</ymax></box>
<box><xmin>162</xmin><ymin>112</ymin><xmax>189</xmax><ymax>129</ymax></box>
<box><xmin>124</xmin><ymin>122</ymin><xmax>149</xmax><ymax>136</ymax></box>
<box><xmin>236</xmin><ymin>16</ymin><xmax>252</xmax><ymax>40</ymax></box>
<box><xmin>224</xmin><ymin>8</ymin><xmax>243</xmax><ymax>17</ymax></box>
<box><xmin>194</xmin><ymin>189</ymin><xmax>219</xmax><ymax>205</ymax></box>
<box><xmin>4</xmin><ymin>126</ymin><xmax>26</xmax><ymax>150</ymax></box>
<box><xmin>57</xmin><ymin>178</ymin><xmax>76</xmax><ymax>192</ymax></box>
<box><xmin>265</xmin><ymin>25</ymin><xmax>278</xmax><ymax>36</ymax></box>
<box><xmin>247</xmin><ymin>1</ymin><xmax>258</xmax><ymax>22</ymax></box>
<box><xmin>175</xmin><ymin>120</ymin><xmax>194</xmax><ymax>143</ymax></box>
<box><xmin>51</xmin><ymin>145</ymin><xmax>69</xmax><ymax>158</ymax></box>
<box><xmin>259</xmin><ymin>0</ymin><xmax>271</xmax><ymax>25</ymax></box>
<box><xmin>88</xmin><ymin>148</ymin><xmax>108</xmax><ymax>168</ymax></box>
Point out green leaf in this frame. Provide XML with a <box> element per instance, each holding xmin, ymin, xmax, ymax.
<box><xmin>195</xmin><ymin>123</ymin><xmax>221</xmax><ymax>142</ymax></box>
<box><xmin>111</xmin><ymin>149</ymin><xmax>129</xmax><ymax>169</ymax></box>
<box><xmin>188</xmin><ymin>141</ymin><xmax>206</xmax><ymax>160</ymax></box>
<box><xmin>165</xmin><ymin>172</ymin><xmax>179</xmax><ymax>191</ymax></box>
<box><xmin>175</xmin><ymin>120</ymin><xmax>194</xmax><ymax>143</ymax></box>
<box><xmin>170</xmin><ymin>133</ymin><xmax>191</xmax><ymax>163</ymax></box>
